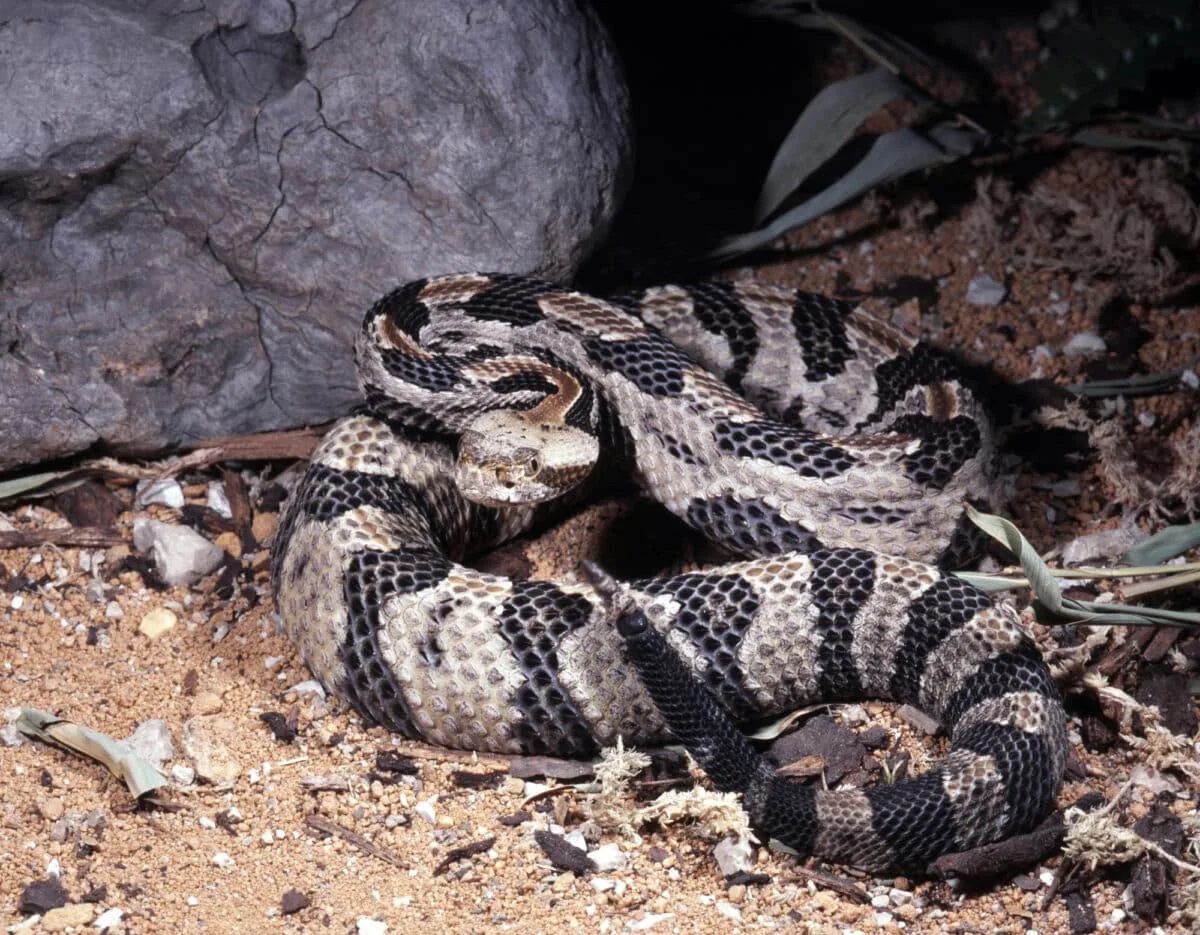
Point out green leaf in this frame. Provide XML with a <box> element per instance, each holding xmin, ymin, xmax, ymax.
<box><xmin>16</xmin><ymin>708</ymin><xmax>167</xmax><ymax>798</ymax></box>
<box><xmin>1125</xmin><ymin>523</ymin><xmax>1200</xmax><ymax>566</ymax></box>
<box><xmin>754</xmin><ymin>68</ymin><xmax>910</xmax><ymax>223</ymax></box>
<box><xmin>1071</xmin><ymin>128</ymin><xmax>1193</xmax><ymax>154</ymax></box>
<box><xmin>962</xmin><ymin>506</ymin><xmax>1200</xmax><ymax>629</ymax></box>
<box><xmin>1069</xmin><ymin>358</ymin><xmax>1199</xmax><ymax>397</ymax></box>
<box><xmin>0</xmin><ymin>469</ymin><xmax>79</xmax><ymax>504</ymax></box>
<box><xmin>709</xmin><ymin>123</ymin><xmax>983</xmax><ymax>261</ymax></box>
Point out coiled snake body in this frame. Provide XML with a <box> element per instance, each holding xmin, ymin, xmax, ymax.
<box><xmin>273</xmin><ymin>273</ymin><xmax>1067</xmax><ymax>873</ymax></box>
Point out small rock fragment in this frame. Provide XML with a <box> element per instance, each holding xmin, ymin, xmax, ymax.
<box><xmin>897</xmin><ymin>704</ymin><xmax>941</xmax><ymax>735</ymax></box>
<box><xmin>289</xmin><ymin>680</ymin><xmax>327</xmax><ymax>701</ymax></box>
<box><xmin>1062</xmin><ymin>332</ymin><xmax>1107</xmax><ymax>358</ymax></box>
<box><xmin>206</xmin><ymin>482</ymin><xmax>233</xmax><ymax>519</ymax></box>
<box><xmin>36</xmin><ymin>797</ymin><xmax>65</xmax><ymax>821</ymax></box>
<box><xmin>1061</xmin><ymin>525</ymin><xmax>1147</xmax><ymax>566</ymax></box>
<box><xmin>356</xmin><ymin>919</ymin><xmax>387</xmax><ymax>935</ymax></box>
<box><xmin>131</xmin><ymin>519</ymin><xmax>224</xmax><ymax>587</ymax></box>
<box><xmin>588</xmin><ymin>843</ymin><xmax>626</xmax><ymax>872</ymax></box>
<box><xmin>124</xmin><ymin>719</ymin><xmax>174</xmax><ymax>769</ymax></box>
<box><xmin>171</xmin><ymin>764</ymin><xmax>196</xmax><ymax>786</ymax></box>
<box><xmin>104</xmin><ymin>601</ymin><xmax>123</xmax><ymax>619</ymax></box>
<box><xmin>716</xmin><ymin>902</ymin><xmax>743</xmax><ymax>922</ymax></box>
<box><xmin>252</xmin><ymin>511</ymin><xmax>279</xmax><ymax>544</ymax></box>
<box><xmin>627</xmin><ymin>912</ymin><xmax>674</xmax><ymax>931</ymax></box>
<box><xmin>93</xmin><ymin>907</ymin><xmax>124</xmax><ymax>931</ymax></box>
<box><xmin>714</xmin><ymin>834</ymin><xmax>753</xmax><ymax>877</ymax></box>
<box><xmin>136</xmin><ymin>478</ymin><xmax>184</xmax><ymax>509</ymax></box>
<box><xmin>41</xmin><ymin>903</ymin><xmax>95</xmax><ymax>932</ymax></box>
<box><xmin>260</xmin><ymin>711</ymin><xmax>298</xmax><ymax>743</ymax></box>
<box><xmin>18</xmin><ymin>876</ymin><xmax>69</xmax><ymax>914</ymax></box>
<box><xmin>192</xmin><ymin>691</ymin><xmax>224</xmax><ymax>716</ymax></box>
<box><xmin>182</xmin><ymin>716</ymin><xmax>242</xmax><ymax>783</ymax></box>
<box><xmin>414</xmin><ymin>799</ymin><xmax>437</xmax><ymax>824</ymax></box>
<box><xmin>138</xmin><ymin>608</ymin><xmax>178</xmax><ymax>639</ymax></box>
<box><xmin>965</xmin><ymin>274</ymin><xmax>1006</xmax><ymax>306</ymax></box>
<box><xmin>214</xmin><ymin>530</ymin><xmax>242</xmax><ymax>558</ymax></box>
<box><xmin>280</xmin><ymin>889</ymin><xmax>310</xmax><ymax>915</ymax></box>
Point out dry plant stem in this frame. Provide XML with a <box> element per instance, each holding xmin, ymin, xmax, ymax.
<box><xmin>0</xmin><ymin>527</ymin><xmax>124</xmax><ymax>549</ymax></box>
<box><xmin>433</xmin><ymin>836</ymin><xmax>497</xmax><ymax>876</ymax></box>
<box><xmin>80</xmin><ymin>426</ymin><xmax>329</xmax><ymax>483</ymax></box>
<box><xmin>186</xmin><ymin>426</ymin><xmax>329</xmax><ymax>462</ymax></box>
<box><xmin>304</xmin><ymin>814</ymin><xmax>408</xmax><ymax>869</ymax></box>
<box><xmin>791</xmin><ymin>864</ymin><xmax>870</xmax><ymax>903</ymax></box>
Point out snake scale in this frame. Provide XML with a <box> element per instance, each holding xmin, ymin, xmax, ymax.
<box><xmin>272</xmin><ymin>273</ymin><xmax>1068</xmax><ymax>873</ymax></box>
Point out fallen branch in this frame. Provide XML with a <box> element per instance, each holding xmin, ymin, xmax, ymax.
<box><xmin>0</xmin><ymin>526</ymin><xmax>124</xmax><ymax>550</ymax></box>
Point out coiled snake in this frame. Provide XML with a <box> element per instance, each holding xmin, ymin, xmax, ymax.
<box><xmin>272</xmin><ymin>273</ymin><xmax>1067</xmax><ymax>873</ymax></box>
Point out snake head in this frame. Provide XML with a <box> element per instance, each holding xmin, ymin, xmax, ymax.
<box><xmin>455</xmin><ymin>410</ymin><xmax>599</xmax><ymax>507</ymax></box>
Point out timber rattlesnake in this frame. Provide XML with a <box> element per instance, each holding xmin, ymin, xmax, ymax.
<box><xmin>272</xmin><ymin>273</ymin><xmax>1067</xmax><ymax>873</ymax></box>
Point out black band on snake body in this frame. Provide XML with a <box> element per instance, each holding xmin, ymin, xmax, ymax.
<box><xmin>616</xmin><ymin>604</ymin><xmax>821</xmax><ymax>860</ymax></box>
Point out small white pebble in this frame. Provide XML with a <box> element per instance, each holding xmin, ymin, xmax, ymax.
<box><xmin>104</xmin><ymin>601</ymin><xmax>123</xmax><ymax>619</ymax></box>
<box><xmin>9</xmin><ymin>595</ymin><xmax>22</xmax><ymax>611</ymax></box>
<box><xmin>1181</xmin><ymin>368</ymin><xmax>1199</xmax><ymax>389</ymax></box>
<box><xmin>1137</xmin><ymin>411</ymin><xmax>1156</xmax><ymax>427</ymax></box>
<box><xmin>871</xmin><ymin>894</ymin><xmax>891</xmax><ymax>909</ymax></box>
<box><xmin>264</xmin><ymin>656</ymin><xmax>283</xmax><ymax>670</ymax></box>
<box><xmin>205</xmin><ymin>482</ymin><xmax>233</xmax><ymax>519</ymax></box>
<box><xmin>874</xmin><ymin>912</ymin><xmax>894</xmax><ymax>926</ymax></box>
<box><xmin>1039</xmin><ymin>870</ymin><xmax>1056</xmax><ymax>887</ymax></box>
<box><xmin>1046</xmin><ymin>506</ymin><xmax>1057</xmax><ymax>523</ymax></box>
<box><xmin>211</xmin><ymin>852</ymin><xmax>234</xmax><ymax>868</ymax></box>
<box><xmin>965</xmin><ymin>274</ymin><xmax>1006</xmax><ymax>307</ymax></box>
<box><xmin>1062</xmin><ymin>332</ymin><xmax>1106</xmax><ymax>357</ymax></box>
<box><xmin>199</xmin><ymin>816</ymin><xmax>216</xmax><ymax>830</ymax></box>
<box><xmin>588</xmin><ymin>843</ymin><xmax>627</xmax><ymax>872</ymax></box>
<box><xmin>414</xmin><ymin>799</ymin><xmax>437</xmax><ymax>824</ymax></box>
<box><xmin>171</xmin><ymin>764</ymin><xmax>196</xmax><ymax>786</ymax></box>
<box><xmin>626</xmin><ymin>913</ymin><xmax>673</xmax><ymax>931</ymax></box>
<box><xmin>716</xmin><ymin>902</ymin><xmax>743</xmax><ymax>922</ymax></box>
<box><xmin>136</xmin><ymin>477</ymin><xmax>185</xmax><ymax>509</ymax></box>
<box><xmin>93</xmin><ymin>907</ymin><xmax>124</xmax><ymax>931</ymax></box>
<box><xmin>356</xmin><ymin>919</ymin><xmax>388</xmax><ymax>935</ymax></box>
<box><xmin>186</xmin><ymin>896</ymin><xmax>199</xmax><ymax>906</ymax></box>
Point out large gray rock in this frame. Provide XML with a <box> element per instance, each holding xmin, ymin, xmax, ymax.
<box><xmin>0</xmin><ymin>0</ymin><xmax>631</xmax><ymax>471</ymax></box>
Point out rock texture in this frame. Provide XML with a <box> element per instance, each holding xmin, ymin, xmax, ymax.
<box><xmin>0</xmin><ymin>0</ymin><xmax>631</xmax><ymax>470</ymax></box>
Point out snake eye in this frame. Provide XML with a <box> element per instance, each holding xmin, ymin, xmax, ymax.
<box><xmin>525</xmin><ymin>458</ymin><xmax>540</xmax><ymax>476</ymax></box>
